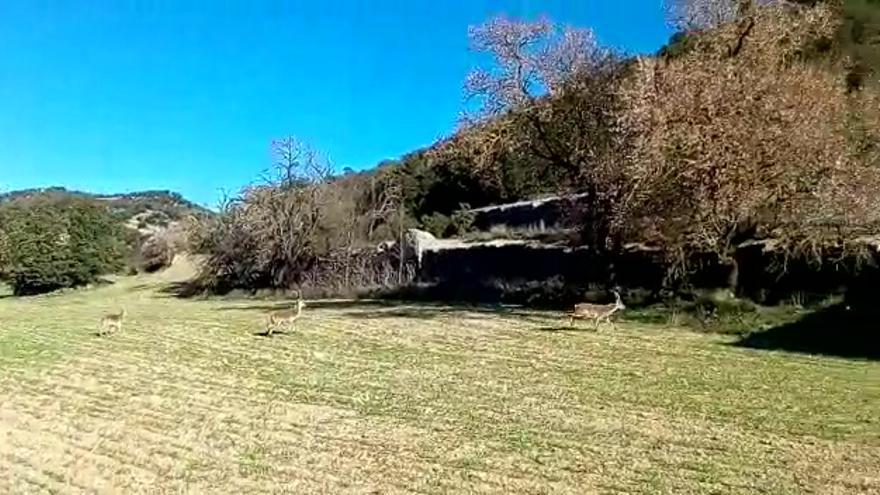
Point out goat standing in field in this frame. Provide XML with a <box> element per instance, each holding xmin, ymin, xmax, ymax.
<box><xmin>98</xmin><ymin>308</ymin><xmax>126</xmax><ymax>336</ymax></box>
<box><xmin>569</xmin><ymin>290</ymin><xmax>625</xmax><ymax>330</ymax></box>
<box><xmin>265</xmin><ymin>291</ymin><xmax>306</xmax><ymax>336</ymax></box>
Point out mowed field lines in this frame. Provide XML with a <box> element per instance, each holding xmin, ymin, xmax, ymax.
<box><xmin>0</xmin><ymin>276</ymin><xmax>878</xmax><ymax>494</ymax></box>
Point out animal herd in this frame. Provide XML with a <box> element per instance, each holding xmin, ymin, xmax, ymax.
<box><xmin>97</xmin><ymin>289</ymin><xmax>625</xmax><ymax>336</ymax></box>
<box><xmin>97</xmin><ymin>291</ymin><xmax>307</xmax><ymax>337</ymax></box>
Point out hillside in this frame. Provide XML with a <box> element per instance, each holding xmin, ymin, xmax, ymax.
<box><xmin>0</xmin><ymin>187</ymin><xmax>212</xmax><ymax>235</ymax></box>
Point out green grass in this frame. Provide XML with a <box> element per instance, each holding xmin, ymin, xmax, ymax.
<box><xmin>0</xmin><ymin>274</ymin><xmax>878</xmax><ymax>494</ymax></box>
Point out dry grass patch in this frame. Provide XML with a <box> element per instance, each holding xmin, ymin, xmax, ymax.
<box><xmin>0</xmin><ymin>275</ymin><xmax>878</xmax><ymax>494</ymax></box>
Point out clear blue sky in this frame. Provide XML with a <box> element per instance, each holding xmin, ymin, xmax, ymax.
<box><xmin>0</xmin><ymin>1</ymin><xmax>672</xmax><ymax>207</ymax></box>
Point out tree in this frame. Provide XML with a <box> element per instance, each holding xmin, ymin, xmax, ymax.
<box><xmin>0</xmin><ymin>195</ymin><xmax>126</xmax><ymax>295</ymax></box>
<box><xmin>437</xmin><ymin>16</ymin><xmax>634</xmax><ymax>282</ymax></box>
<box><xmin>619</xmin><ymin>1</ymin><xmax>880</xmax><ymax>291</ymax></box>
<box><xmin>463</xmin><ymin>16</ymin><xmax>607</xmax><ymax>118</ymax></box>
<box><xmin>837</xmin><ymin>0</ymin><xmax>880</xmax><ymax>90</ymax></box>
<box><xmin>139</xmin><ymin>233</ymin><xmax>174</xmax><ymax>273</ymax></box>
<box><xmin>196</xmin><ymin>136</ymin><xmax>412</xmax><ymax>293</ymax></box>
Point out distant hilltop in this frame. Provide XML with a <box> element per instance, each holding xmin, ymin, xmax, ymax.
<box><xmin>0</xmin><ymin>187</ymin><xmax>212</xmax><ymax>235</ymax></box>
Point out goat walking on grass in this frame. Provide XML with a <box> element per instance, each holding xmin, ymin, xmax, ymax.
<box><xmin>98</xmin><ymin>308</ymin><xmax>126</xmax><ymax>336</ymax></box>
<box><xmin>265</xmin><ymin>291</ymin><xmax>306</xmax><ymax>336</ymax></box>
<box><xmin>568</xmin><ymin>290</ymin><xmax>625</xmax><ymax>330</ymax></box>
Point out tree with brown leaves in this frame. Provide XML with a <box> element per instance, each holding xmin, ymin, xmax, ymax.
<box><xmin>620</xmin><ymin>1</ymin><xmax>880</xmax><ymax>291</ymax></box>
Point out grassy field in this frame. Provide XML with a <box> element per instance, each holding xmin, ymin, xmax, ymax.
<box><xmin>0</xmin><ymin>272</ymin><xmax>878</xmax><ymax>494</ymax></box>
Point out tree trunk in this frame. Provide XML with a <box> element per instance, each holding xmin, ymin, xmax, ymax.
<box><xmin>727</xmin><ymin>256</ymin><xmax>740</xmax><ymax>296</ymax></box>
<box><xmin>398</xmin><ymin>202</ymin><xmax>404</xmax><ymax>286</ymax></box>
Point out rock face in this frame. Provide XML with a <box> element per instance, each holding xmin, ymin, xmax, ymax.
<box><xmin>468</xmin><ymin>192</ymin><xmax>588</xmax><ymax>231</ymax></box>
<box><xmin>405</xmin><ymin>229</ymin><xmax>437</xmax><ymax>267</ymax></box>
<box><xmin>404</xmin><ymin>228</ymin><xmax>538</xmax><ymax>272</ymax></box>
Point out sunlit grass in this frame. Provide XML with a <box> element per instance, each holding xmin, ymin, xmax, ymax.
<box><xmin>0</xmin><ymin>274</ymin><xmax>877</xmax><ymax>493</ymax></box>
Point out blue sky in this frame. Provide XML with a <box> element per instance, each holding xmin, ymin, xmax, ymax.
<box><xmin>0</xmin><ymin>1</ymin><xmax>672</xmax><ymax>207</ymax></box>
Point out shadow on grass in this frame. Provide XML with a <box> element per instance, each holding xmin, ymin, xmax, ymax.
<box><xmin>216</xmin><ymin>297</ymin><xmax>558</xmax><ymax>327</ymax></box>
<box><xmin>251</xmin><ymin>330</ymin><xmax>299</xmax><ymax>338</ymax></box>
<box><xmin>339</xmin><ymin>303</ymin><xmax>553</xmax><ymax>324</ymax></box>
<box><xmin>218</xmin><ymin>299</ymin><xmax>400</xmax><ymax>313</ymax></box>
<box><xmin>733</xmin><ymin>303</ymin><xmax>879</xmax><ymax>360</ymax></box>
<box><xmin>156</xmin><ymin>280</ymin><xmax>204</xmax><ymax>299</ymax></box>
<box><xmin>534</xmin><ymin>325</ymin><xmax>598</xmax><ymax>333</ymax></box>
<box><xmin>125</xmin><ymin>283</ymin><xmax>155</xmax><ymax>293</ymax></box>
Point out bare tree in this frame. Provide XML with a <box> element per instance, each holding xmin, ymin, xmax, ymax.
<box><xmin>439</xmin><ymin>15</ymin><xmax>632</xmax><ymax>281</ymax></box>
<box><xmin>464</xmin><ymin>15</ymin><xmax>607</xmax><ymax>122</ymax></box>
<box><xmin>195</xmin><ymin>137</ymin><xmax>336</xmax><ymax>290</ymax></box>
<box><xmin>269</xmin><ymin>136</ymin><xmax>331</xmax><ymax>189</ymax></box>
<box><xmin>362</xmin><ymin>169</ymin><xmax>402</xmax><ymax>241</ymax></box>
<box><xmin>195</xmin><ymin>136</ymin><xmax>415</xmax><ymax>294</ymax></box>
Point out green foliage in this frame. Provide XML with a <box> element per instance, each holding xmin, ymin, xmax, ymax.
<box><xmin>418</xmin><ymin>204</ymin><xmax>476</xmax><ymax>238</ymax></box>
<box><xmin>839</xmin><ymin>0</ymin><xmax>880</xmax><ymax>89</ymax></box>
<box><xmin>0</xmin><ymin>195</ymin><xmax>126</xmax><ymax>295</ymax></box>
<box><xmin>0</xmin><ymin>187</ymin><xmax>211</xmax><ymax>227</ymax></box>
<box><xmin>657</xmin><ymin>31</ymin><xmax>701</xmax><ymax>59</ymax></box>
<box><xmin>450</xmin><ymin>204</ymin><xmax>476</xmax><ymax>236</ymax></box>
<box><xmin>420</xmin><ymin>212</ymin><xmax>452</xmax><ymax>238</ymax></box>
<box><xmin>391</xmin><ymin>146</ymin><xmax>567</xmax><ymax>232</ymax></box>
<box><xmin>397</xmin><ymin>152</ymin><xmax>496</xmax><ymax>219</ymax></box>
<box><xmin>624</xmin><ymin>290</ymin><xmax>809</xmax><ymax>335</ymax></box>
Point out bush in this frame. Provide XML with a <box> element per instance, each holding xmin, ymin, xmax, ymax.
<box><xmin>420</xmin><ymin>205</ymin><xmax>475</xmax><ymax>238</ymax></box>
<box><xmin>139</xmin><ymin>234</ymin><xmax>174</xmax><ymax>272</ymax></box>
<box><xmin>0</xmin><ymin>195</ymin><xmax>126</xmax><ymax>295</ymax></box>
<box><xmin>449</xmin><ymin>204</ymin><xmax>475</xmax><ymax>236</ymax></box>
<box><xmin>420</xmin><ymin>212</ymin><xmax>452</xmax><ymax>238</ymax></box>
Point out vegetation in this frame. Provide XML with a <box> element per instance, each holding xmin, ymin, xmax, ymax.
<box><xmin>138</xmin><ymin>232</ymin><xmax>175</xmax><ymax>273</ymax></box>
<box><xmin>3</xmin><ymin>2</ymin><xmax>879</xmax><ymax>305</ymax></box>
<box><xmin>0</xmin><ymin>195</ymin><xmax>126</xmax><ymax>295</ymax></box>
<box><xmin>190</xmin><ymin>137</ymin><xmax>409</xmax><ymax>294</ymax></box>
<box><xmin>0</xmin><ymin>187</ymin><xmax>210</xmax><ymax>286</ymax></box>
<box><xmin>422</xmin><ymin>1</ymin><xmax>880</xmax><ymax>295</ymax></box>
<box><xmin>0</xmin><ymin>4</ymin><xmax>877</xmax><ymax>491</ymax></box>
<box><xmin>0</xmin><ymin>274</ymin><xmax>876</xmax><ymax>492</ymax></box>
<box><xmin>0</xmin><ymin>187</ymin><xmax>211</xmax><ymax>225</ymax></box>
<box><xmin>621</xmin><ymin>2</ymin><xmax>880</xmax><ymax>290</ymax></box>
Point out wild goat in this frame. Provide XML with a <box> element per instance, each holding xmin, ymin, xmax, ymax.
<box><xmin>265</xmin><ymin>291</ymin><xmax>306</xmax><ymax>336</ymax></box>
<box><xmin>569</xmin><ymin>290</ymin><xmax>625</xmax><ymax>329</ymax></box>
<box><xmin>99</xmin><ymin>308</ymin><xmax>126</xmax><ymax>336</ymax></box>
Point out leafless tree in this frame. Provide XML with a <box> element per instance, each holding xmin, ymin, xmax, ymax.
<box><xmin>464</xmin><ymin>15</ymin><xmax>608</xmax><ymax>122</ymax></box>
<box><xmin>269</xmin><ymin>136</ymin><xmax>331</xmax><ymax>189</ymax></box>
<box><xmin>195</xmin><ymin>136</ymin><xmax>413</xmax><ymax>294</ymax></box>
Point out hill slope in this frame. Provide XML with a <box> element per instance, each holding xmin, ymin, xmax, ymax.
<box><xmin>0</xmin><ymin>187</ymin><xmax>211</xmax><ymax>235</ymax></box>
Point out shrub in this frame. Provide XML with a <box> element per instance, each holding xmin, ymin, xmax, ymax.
<box><xmin>0</xmin><ymin>195</ymin><xmax>126</xmax><ymax>295</ymax></box>
<box><xmin>449</xmin><ymin>204</ymin><xmax>476</xmax><ymax>236</ymax></box>
<box><xmin>139</xmin><ymin>233</ymin><xmax>174</xmax><ymax>273</ymax></box>
<box><xmin>421</xmin><ymin>212</ymin><xmax>452</xmax><ymax>238</ymax></box>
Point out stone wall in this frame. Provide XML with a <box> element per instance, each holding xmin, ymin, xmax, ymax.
<box><xmin>468</xmin><ymin>193</ymin><xmax>587</xmax><ymax>231</ymax></box>
<box><xmin>404</xmin><ymin>229</ymin><xmax>877</xmax><ymax>306</ymax></box>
